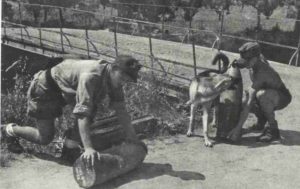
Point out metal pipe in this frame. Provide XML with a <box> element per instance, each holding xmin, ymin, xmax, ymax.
<box><xmin>3</xmin><ymin>23</ymin><xmax>7</xmax><ymax>39</ymax></box>
<box><xmin>192</xmin><ymin>34</ymin><xmax>197</xmax><ymax>77</ymax></box>
<box><xmin>218</xmin><ymin>10</ymin><xmax>225</xmax><ymax>71</ymax></box>
<box><xmin>113</xmin><ymin>17</ymin><xmax>118</xmax><ymax>56</ymax></box>
<box><xmin>58</xmin><ymin>8</ymin><xmax>64</xmax><ymax>53</ymax></box>
<box><xmin>85</xmin><ymin>16</ymin><xmax>90</xmax><ymax>59</ymax></box>
<box><xmin>102</xmin><ymin>7</ymin><xmax>106</xmax><ymax>28</ymax></box>
<box><xmin>39</xmin><ymin>27</ymin><xmax>43</xmax><ymax>52</ymax></box>
<box><xmin>18</xmin><ymin>1</ymin><xmax>24</xmax><ymax>46</ymax></box>
<box><xmin>149</xmin><ymin>35</ymin><xmax>153</xmax><ymax>56</ymax></box>
<box><xmin>296</xmin><ymin>33</ymin><xmax>300</xmax><ymax>67</ymax></box>
<box><xmin>161</xmin><ymin>13</ymin><xmax>165</xmax><ymax>39</ymax></box>
<box><xmin>85</xmin><ymin>28</ymin><xmax>90</xmax><ymax>58</ymax></box>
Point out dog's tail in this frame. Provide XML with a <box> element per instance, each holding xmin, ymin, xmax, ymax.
<box><xmin>211</xmin><ymin>52</ymin><xmax>230</xmax><ymax>73</ymax></box>
<box><xmin>186</xmin><ymin>79</ymin><xmax>199</xmax><ymax>106</ymax></box>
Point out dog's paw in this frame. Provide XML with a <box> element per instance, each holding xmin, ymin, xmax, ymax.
<box><xmin>204</xmin><ymin>140</ymin><xmax>213</xmax><ymax>147</ymax></box>
<box><xmin>186</xmin><ymin>131</ymin><xmax>194</xmax><ymax>137</ymax></box>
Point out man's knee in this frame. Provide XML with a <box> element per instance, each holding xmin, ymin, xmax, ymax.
<box><xmin>36</xmin><ymin>119</ymin><xmax>55</xmax><ymax>145</ymax></box>
<box><xmin>256</xmin><ymin>89</ymin><xmax>278</xmax><ymax>110</ymax></box>
<box><xmin>38</xmin><ymin>134</ymin><xmax>54</xmax><ymax>145</ymax></box>
<box><xmin>256</xmin><ymin>89</ymin><xmax>268</xmax><ymax>100</ymax></box>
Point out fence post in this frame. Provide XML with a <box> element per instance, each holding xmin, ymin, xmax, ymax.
<box><xmin>102</xmin><ymin>6</ymin><xmax>106</xmax><ymax>29</ymax></box>
<box><xmin>192</xmin><ymin>34</ymin><xmax>197</xmax><ymax>77</ymax></box>
<box><xmin>161</xmin><ymin>13</ymin><xmax>165</xmax><ymax>39</ymax></box>
<box><xmin>85</xmin><ymin>16</ymin><xmax>90</xmax><ymax>59</ymax></box>
<box><xmin>218</xmin><ymin>10</ymin><xmax>225</xmax><ymax>71</ymax></box>
<box><xmin>58</xmin><ymin>8</ymin><xmax>64</xmax><ymax>53</ymax></box>
<box><xmin>296</xmin><ymin>33</ymin><xmax>300</xmax><ymax>67</ymax></box>
<box><xmin>113</xmin><ymin>17</ymin><xmax>118</xmax><ymax>56</ymax></box>
<box><xmin>149</xmin><ymin>34</ymin><xmax>155</xmax><ymax>73</ymax></box>
<box><xmin>149</xmin><ymin>35</ymin><xmax>153</xmax><ymax>56</ymax></box>
<box><xmin>137</xmin><ymin>4</ymin><xmax>141</xmax><ymax>35</ymax></box>
<box><xmin>18</xmin><ymin>1</ymin><xmax>24</xmax><ymax>46</ymax></box>
<box><xmin>39</xmin><ymin>25</ymin><xmax>43</xmax><ymax>53</ymax></box>
<box><xmin>3</xmin><ymin>22</ymin><xmax>7</xmax><ymax>40</ymax></box>
<box><xmin>110</xmin><ymin>4</ymin><xmax>113</xmax><ymax>17</ymax></box>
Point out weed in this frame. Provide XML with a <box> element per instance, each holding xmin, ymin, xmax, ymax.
<box><xmin>0</xmin><ymin>148</ymin><xmax>17</xmax><ymax>167</ymax></box>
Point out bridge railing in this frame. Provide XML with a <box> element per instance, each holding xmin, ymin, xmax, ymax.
<box><xmin>2</xmin><ymin>20</ymin><xmax>204</xmax><ymax>83</ymax></box>
<box><xmin>2</xmin><ymin>0</ymin><xmax>300</xmax><ymax>66</ymax></box>
<box><xmin>2</xmin><ymin>0</ymin><xmax>300</xmax><ymax>68</ymax></box>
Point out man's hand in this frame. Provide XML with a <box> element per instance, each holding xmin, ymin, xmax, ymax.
<box><xmin>227</xmin><ymin>127</ymin><xmax>242</xmax><ymax>142</ymax></box>
<box><xmin>81</xmin><ymin>148</ymin><xmax>101</xmax><ymax>166</ymax></box>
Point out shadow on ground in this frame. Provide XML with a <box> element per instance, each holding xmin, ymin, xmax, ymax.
<box><xmin>32</xmin><ymin>154</ymin><xmax>205</xmax><ymax>189</ymax></box>
<box><xmin>233</xmin><ymin>129</ymin><xmax>300</xmax><ymax>148</ymax></box>
<box><xmin>32</xmin><ymin>153</ymin><xmax>72</xmax><ymax>166</ymax></box>
<box><xmin>91</xmin><ymin>162</ymin><xmax>205</xmax><ymax>189</ymax></box>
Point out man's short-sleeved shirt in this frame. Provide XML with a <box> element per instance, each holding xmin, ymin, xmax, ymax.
<box><xmin>250</xmin><ymin>58</ymin><xmax>285</xmax><ymax>91</ymax></box>
<box><xmin>51</xmin><ymin>59</ymin><xmax>124</xmax><ymax>118</ymax></box>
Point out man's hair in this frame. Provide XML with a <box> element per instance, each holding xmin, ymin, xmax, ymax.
<box><xmin>112</xmin><ymin>55</ymin><xmax>142</xmax><ymax>82</ymax></box>
<box><xmin>113</xmin><ymin>55</ymin><xmax>139</xmax><ymax>68</ymax></box>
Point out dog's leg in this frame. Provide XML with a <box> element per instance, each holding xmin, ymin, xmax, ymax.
<box><xmin>203</xmin><ymin>103</ymin><xmax>213</xmax><ymax>147</ymax></box>
<box><xmin>210</xmin><ymin>98</ymin><xmax>219</xmax><ymax>128</ymax></box>
<box><xmin>187</xmin><ymin>103</ymin><xmax>197</xmax><ymax>137</ymax></box>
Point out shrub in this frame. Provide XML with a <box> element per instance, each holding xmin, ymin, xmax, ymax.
<box><xmin>1</xmin><ymin>75</ymin><xmax>33</xmax><ymax>126</ymax></box>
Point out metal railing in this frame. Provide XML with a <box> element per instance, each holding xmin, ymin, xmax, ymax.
<box><xmin>2</xmin><ymin>0</ymin><xmax>300</xmax><ymax>67</ymax></box>
<box><xmin>2</xmin><ymin>21</ymin><xmax>205</xmax><ymax>82</ymax></box>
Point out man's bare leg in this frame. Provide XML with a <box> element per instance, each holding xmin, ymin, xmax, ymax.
<box><xmin>6</xmin><ymin>119</ymin><xmax>55</xmax><ymax>145</ymax></box>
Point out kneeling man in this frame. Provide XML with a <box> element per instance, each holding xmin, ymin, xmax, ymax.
<box><xmin>1</xmin><ymin>55</ymin><xmax>144</xmax><ymax>164</ymax></box>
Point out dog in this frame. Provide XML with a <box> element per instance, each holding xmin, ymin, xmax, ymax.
<box><xmin>186</xmin><ymin>52</ymin><xmax>233</xmax><ymax>147</ymax></box>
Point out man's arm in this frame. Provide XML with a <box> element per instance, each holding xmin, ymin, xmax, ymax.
<box><xmin>78</xmin><ymin>116</ymin><xmax>93</xmax><ymax>149</ymax></box>
<box><xmin>227</xmin><ymin>87</ymin><xmax>256</xmax><ymax>141</ymax></box>
<box><xmin>111</xmin><ymin>101</ymin><xmax>137</xmax><ymax>140</ymax></box>
<box><xmin>78</xmin><ymin>116</ymin><xmax>100</xmax><ymax>165</ymax></box>
<box><xmin>236</xmin><ymin>87</ymin><xmax>257</xmax><ymax>129</ymax></box>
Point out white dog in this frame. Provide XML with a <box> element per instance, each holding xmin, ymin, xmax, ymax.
<box><xmin>186</xmin><ymin>53</ymin><xmax>233</xmax><ymax>147</ymax></box>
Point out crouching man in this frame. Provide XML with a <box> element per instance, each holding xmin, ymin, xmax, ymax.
<box><xmin>1</xmin><ymin>55</ymin><xmax>145</xmax><ymax>166</ymax></box>
<box><xmin>227</xmin><ymin>42</ymin><xmax>292</xmax><ymax>143</ymax></box>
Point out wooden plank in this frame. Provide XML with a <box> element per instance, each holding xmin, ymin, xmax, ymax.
<box><xmin>91</xmin><ymin>115</ymin><xmax>157</xmax><ymax>135</ymax></box>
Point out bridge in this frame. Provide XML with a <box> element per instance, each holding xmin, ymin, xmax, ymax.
<box><xmin>1</xmin><ymin>1</ymin><xmax>300</xmax><ymax>91</ymax></box>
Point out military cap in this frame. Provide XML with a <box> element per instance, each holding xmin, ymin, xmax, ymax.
<box><xmin>235</xmin><ymin>42</ymin><xmax>261</xmax><ymax>68</ymax></box>
<box><xmin>238</xmin><ymin>42</ymin><xmax>261</xmax><ymax>56</ymax></box>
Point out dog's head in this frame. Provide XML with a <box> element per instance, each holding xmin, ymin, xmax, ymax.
<box><xmin>214</xmin><ymin>74</ymin><xmax>233</xmax><ymax>92</ymax></box>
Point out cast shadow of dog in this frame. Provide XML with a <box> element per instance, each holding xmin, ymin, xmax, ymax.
<box><xmin>235</xmin><ymin>129</ymin><xmax>300</xmax><ymax>148</ymax></box>
<box><xmin>91</xmin><ymin>162</ymin><xmax>205</xmax><ymax>189</ymax></box>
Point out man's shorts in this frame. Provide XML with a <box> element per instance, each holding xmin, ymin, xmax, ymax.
<box><xmin>27</xmin><ymin>70</ymin><xmax>65</xmax><ymax>119</ymax></box>
<box><xmin>255</xmin><ymin>86</ymin><xmax>292</xmax><ymax>111</ymax></box>
<box><xmin>276</xmin><ymin>87</ymin><xmax>292</xmax><ymax>110</ymax></box>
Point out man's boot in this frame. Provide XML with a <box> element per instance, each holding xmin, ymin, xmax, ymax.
<box><xmin>250</xmin><ymin>102</ymin><xmax>267</xmax><ymax>131</ymax></box>
<box><xmin>251</xmin><ymin>116</ymin><xmax>267</xmax><ymax>131</ymax></box>
<box><xmin>1</xmin><ymin>123</ymin><xmax>24</xmax><ymax>153</ymax></box>
<box><xmin>257</xmin><ymin>121</ymin><xmax>280</xmax><ymax>142</ymax></box>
